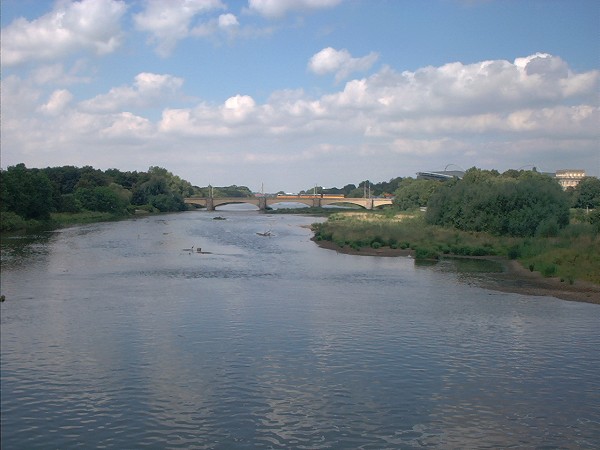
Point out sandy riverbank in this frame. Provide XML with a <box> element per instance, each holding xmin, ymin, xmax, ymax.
<box><xmin>311</xmin><ymin>238</ymin><xmax>600</xmax><ymax>305</ymax></box>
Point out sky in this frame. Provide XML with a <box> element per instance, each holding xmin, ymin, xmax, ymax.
<box><xmin>1</xmin><ymin>0</ymin><xmax>599</xmax><ymax>193</ymax></box>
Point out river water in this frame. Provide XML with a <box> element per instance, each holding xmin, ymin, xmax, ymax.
<box><xmin>1</xmin><ymin>210</ymin><xmax>599</xmax><ymax>449</ymax></box>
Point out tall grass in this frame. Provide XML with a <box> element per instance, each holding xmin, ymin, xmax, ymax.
<box><xmin>50</xmin><ymin>211</ymin><xmax>124</xmax><ymax>225</ymax></box>
<box><xmin>312</xmin><ymin>212</ymin><xmax>600</xmax><ymax>284</ymax></box>
<box><xmin>517</xmin><ymin>224</ymin><xmax>600</xmax><ymax>284</ymax></box>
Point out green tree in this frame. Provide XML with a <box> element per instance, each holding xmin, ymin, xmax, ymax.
<box><xmin>426</xmin><ymin>169</ymin><xmax>569</xmax><ymax>237</ymax></box>
<box><xmin>1</xmin><ymin>164</ymin><xmax>54</xmax><ymax>220</ymax></box>
<box><xmin>75</xmin><ymin>186</ymin><xmax>128</xmax><ymax>213</ymax></box>
<box><xmin>43</xmin><ymin>165</ymin><xmax>82</xmax><ymax>194</ymax></box>
<box><xmin>393</xmin><ymin>178</ymin><xmax>439</xmax><ymax>210</ymax></box>
<box><xmin>105</xmin><ymin>168</ymin><xmax>143</xmax><ymax>190</ymax></box>
<box><xmin>59</xmin><ymin>194</ymin><xmax>82</xmax><ymax>213</ymax></box>
<box><xmin>75</xmin><ymin>166</ymin><xmax>111</xmax><ymax>189</ymax></box>
<box><xmin>151</xmin><ymin>193</ymin><xmax>185</xmax><ymax>212</ymax></box>
<box><xmin>43</xmin><ymin>165</ymin><xmax>83</xmax><ymax>210</ymax></box>
<box><xmin>131</xmin><ymin>171</ymin><xmax>186</xmax><ymax>212</ymax></box>
<box><xmin>572</xmin><ymin>177</ymin><xmax>600</xmax><ymax>209</ymax></box>
<box><xmin>132</xmin><ymin>176</ymin><xmax>169</xmax><ymax>205</ymax></box>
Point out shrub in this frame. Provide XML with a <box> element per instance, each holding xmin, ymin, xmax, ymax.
<box><xmin>536</xmin><ymin>219</ymin><xmax>559</xmax><ymax>238</ymax></box>
<box><xmin>59</xmin><ymin>194</ymin><xmax>82</xmax><ymax>213</ymax></box>
<box><xmin>541</xmin><ymin>264</ymin><xmax>558</xmax><ymax>277</ymax></box>
<box><xmin>470</xmin><ymin>246</ymin><xmax>490</xmax><ymax>256</ymax></box>
<box><xmin>0</xmin><ymin>211</ymin><xmax>28</xmax><ymax>232</ymax></box>
<box><xmin>589</xmin><ymin>209</ymin><xmax>600</xmax><ymax>233</ymax></box>
<box><xmin>415</xmin><ymin>247</ymin><xmax>439</xmax><ymax>260</ymax></box>
<box><xmin>507</xmin><ymin>245</ymin><xmax>521</xmax><ymax>260</ymax></box>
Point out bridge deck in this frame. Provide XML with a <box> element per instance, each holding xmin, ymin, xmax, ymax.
<box><xmin>184</xmin><ymin>197</ymin><xmax>393</xmax><ymax>210</ymax></box>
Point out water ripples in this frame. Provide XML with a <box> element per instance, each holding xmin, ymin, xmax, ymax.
<box><xmin>2</xmin><ymin>212</ymin><xmax>600</xmax><ymax>448</ymax></box>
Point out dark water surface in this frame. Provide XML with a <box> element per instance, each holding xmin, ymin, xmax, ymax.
<box><xmin>1</xmin><ymin>211</ymin><xmax>599</xmax><ymax>449</ymax></box>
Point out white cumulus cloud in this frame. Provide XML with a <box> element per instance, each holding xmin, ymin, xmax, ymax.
<box><xmin>133</xmin><ymin>0</ymin><xmax>225</xmax><ymax>56</ymax></box>
<box><xmin>80</xmin><ymin>73</ymin><xmax>184</xmax><ymax>112</ymax></box>
<box><xmin>1</xmin><ymin>0</ymin><xmax>127</xmax><ymax>66</ymax></box>
<box><xmin>219</xmin><ymin>13</ymin><xmax>239</xmax><ymax>28</ymax></box>
<box><xmin>309</xmin><ymin>47</ymin><xmax>379</xmax><ymax>82</ymax></box>
<box><xmin>2</xmin><ymin>52</ymin><xmax>598</xmax><ymax>188</ymax></box>
<box><xmin>223</xmin><ymin>94</ymin><xmax>256</xmax><ymax>121</ymax></box>
<box><xmin>39</xmin><ymin>89</ymin><xmax>74</xmax><ymax>116</ymax></box>
<box><xmin>248</xmin><ymin>0</ymin><xmax>343</xmax><ymax>19</ymax></box>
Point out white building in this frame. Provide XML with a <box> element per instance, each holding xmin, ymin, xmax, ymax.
<box><xmin>555</xmin><ymin>169</ymin><xmax>585</xmax><ymax>189</ymax></box>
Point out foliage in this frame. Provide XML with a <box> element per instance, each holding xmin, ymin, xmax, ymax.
<box><xmin>312</xmin><ymin>210</ymin><xmax>600</xmax><ymax>285</ymax></box>
<box><xmin>1</xmin><ymin>164</ymin><xmax>54</xmax><ymax>220</ymax></box>
<box><xmin>50</xmin><ymin>211</ymin><xmax>121</xmax><ymax>226</ymax></box>
<box><xmin>194</xmin><ymin>184</ymin><xmax>253</xmax><ymax>198</ymax></box>
<box><xmin>1</xmin><ymin>164</ymin><xmax>197</xmax><ymax>226</ymax></box>
<box><xmin>75</xmin><ymin>186</ymin><xmax>128</xmax><ymax>213</ymax></box>
<box><xmin>0</xmin><ymin>211</ymin><xmax>30</xmax><ymax>232</ymax></box>
<box><xmin>59</xmin><ymin>194</ymin><xmax>82</xmax><ymax>213</ymax></box>
<box><xmin>392</xmin><ymin>178</ymin><xmax>440</xmax><ymax>210</ymax></box>
<box><xmin>312</xmin><ymin>212</ymin><xmax>501</xmax><ymax>258</ymax></box>
<box><xmin>425</xmin><ymin>168</ymin><xmax>570</xmax><ymax>237</ymax></box>
<box><xmin>314</xmin><ymin>178</ymin><xmax>402</xmax><ymax>198</ymax></box>
<box><xmin>515</xmin><ymin>224</ymin><xmax>600</xmax><ymax>284</ymax></box>
<box><xmin>75</xmin><ymin>167</ymin><xmax>111</xmax><ymax>189</ymax></box>
<box><xmin>213</xmin><ymin>185</ymin><xmax>253</xmax><ymax>198</ymax></box>
<box><xmin>589</xmin><ymin>209</ymin><xmax>600</xmax><ymax>232</ymax></box>
<box><xmin>570</xmin><ymin>177</ymin><xmax>600</xmax><ymax>209</ymax></box>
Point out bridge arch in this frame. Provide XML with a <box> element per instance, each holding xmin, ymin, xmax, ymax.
<box><xmin>212</xmin><ymin>198</ymin><xmax>260</xmax><ymax>209</ymax></box>
<box><xmin>320</xmin><ymin>198</ymin><xmax>368</xmax><ymax>209</ymax></box>
<box><xmin>267</xmin><ymin>199</ymin><xmax>315</xmax><ymax>208</ymax></box>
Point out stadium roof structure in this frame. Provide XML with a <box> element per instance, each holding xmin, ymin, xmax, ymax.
<box><xmin>416</xmin><ymin>170</ymin><xmax>465</xmax><ymax>181</ymax></box>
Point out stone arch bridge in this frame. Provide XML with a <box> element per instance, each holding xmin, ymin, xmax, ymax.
<box><xmin>184</xmin><ymin>196</ymin><xmax>393</xmax><ymax>211</ymax></box>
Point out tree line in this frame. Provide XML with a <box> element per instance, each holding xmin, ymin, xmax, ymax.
<box><xmin>0</xmin><ymin>163</ymin><xmax>264</xmax><ymax>231</ymax></box>
<box><xmin>307</xmin><ymin>168</ymin><xmax>599</xmax><ymax>237</ymax></box>
<box><xmin>300</xmin><ymin>178</ymin><xmax>403</xmax><ymax>198</ymax></box>
<box><xmin>0</xmin><ymin>164</ymin><xmax>197</xmax><ymax>231</ymax></box>
<box><xmin>3</xmin><ymin>163</ymin><xmax>598</xmax><ymax>237</ymax></box>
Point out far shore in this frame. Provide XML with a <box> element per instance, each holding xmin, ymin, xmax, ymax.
<box><xmin>311</xmin><ymin>238</ymin><xmax>600</xmax><ymax>305</ymax></box>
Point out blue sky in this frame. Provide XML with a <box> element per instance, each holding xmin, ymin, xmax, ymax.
<box><xmin>2</xmin><ymin>0</ymin><xmax>599</xmax><ymax>192</ymax></box>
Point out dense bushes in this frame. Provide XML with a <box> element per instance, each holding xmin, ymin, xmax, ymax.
<box><xmin>570</xmin><ymin>177</ymin><xmax>600</xmax><ymax>209</ymax></box>
<box><xmin>392</xmin><ymin>178</ymin><xmax>439</xmax><ymax>210</ymax></box>
<box><xmin>425</xmin><ymin>169</ymin><xmax>570</xmax><ymax>237</ymax></box>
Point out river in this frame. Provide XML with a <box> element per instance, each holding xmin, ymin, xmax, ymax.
<box><xmin>1</xmin><ymin>210</ymin><xmax>599</xmax><ymax>449</ymax></box>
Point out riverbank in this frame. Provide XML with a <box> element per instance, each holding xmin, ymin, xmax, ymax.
<box><xmin>311</xmin><ymin>237</ymin><xmax>600</xmax><ymax>304</ymax></box>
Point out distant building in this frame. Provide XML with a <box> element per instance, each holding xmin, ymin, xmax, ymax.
<box><xmin>416</xmin><ymin>170</ymin><xmax>465</xmax><ymax>181</ymax></box>
<box><xmin>555</xmin><ymin>169</ymin><xmax>585</xmax><ymax>189</ymax></box>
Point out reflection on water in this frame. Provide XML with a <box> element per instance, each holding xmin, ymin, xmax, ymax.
<box><xmin>442</xmin><ymin>257</ymin><xmax>504</xmax><ymax>273</ymax></box>
<box><xmin>1</xmin><ymin>211</ymin><xmax>599</xmax><ymax>449</ymax></box>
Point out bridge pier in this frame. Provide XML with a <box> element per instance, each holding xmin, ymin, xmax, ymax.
<box><xmin>206</xmin><ymin>197</ymin><xmax>214</xmax><ymax>211</ymax></box>
<box><xmin>258</xmin><ymin>197</ymin><xmax>267</xmax><ymax>211</ymax></box>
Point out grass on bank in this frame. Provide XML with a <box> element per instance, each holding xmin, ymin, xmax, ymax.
<box><xmin>311</xmin><ymin>211</ymin><xmax>600</xmax><ymax>285</ymax></box>
<box><xmin>1</xmin><ymin>210</ymin><xmax>130</xmax><ymax>233</ymax></box>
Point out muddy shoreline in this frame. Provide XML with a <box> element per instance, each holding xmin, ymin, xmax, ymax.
<box><xmin>311</xmin><ymin>238</ymin><xmax>600</xmax><ymax>305</ymax></box>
